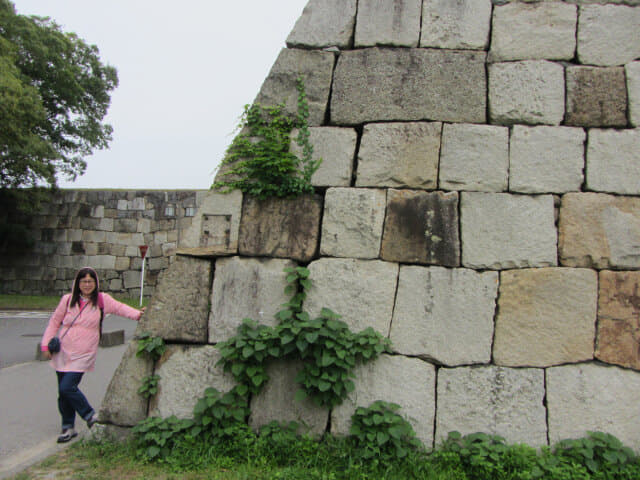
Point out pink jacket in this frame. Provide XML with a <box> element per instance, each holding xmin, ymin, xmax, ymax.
<box><xmin>41</xmin><ymin>293</ymin><xmax>143</xmax><ymax>372</ymax></box>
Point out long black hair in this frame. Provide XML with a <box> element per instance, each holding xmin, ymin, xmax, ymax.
<box><xmin>70</xmin><ymin>267</ymin><xmax>100</xmax><ymax>308</ymax></box>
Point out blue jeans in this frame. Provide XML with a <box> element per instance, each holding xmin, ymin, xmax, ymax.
<box><xmin>56</xmin><ymin>371</ymin><xmax>94</xmax><ymax>430</ymax></box>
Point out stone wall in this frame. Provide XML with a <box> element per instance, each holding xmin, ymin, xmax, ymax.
<box><xmin>0</xmin><ymin>189</ymin><xmax>241</xmax><ymax>298</ymax></box>
<box><xmin>101</xmin><ymin>0</ymin><xmax>640</xmax><ymax>450</ymax></box>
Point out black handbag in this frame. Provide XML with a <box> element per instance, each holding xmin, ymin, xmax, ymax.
<box><xmin>47</xmin><ymin>301</ymin><xmax>89</xmax><ymax>355</ymax></box>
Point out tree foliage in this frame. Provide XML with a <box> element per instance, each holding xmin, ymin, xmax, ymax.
<box><xmin>0</xmin><ymin>0</ymin><xmax>118</xmax><ymax>193</ymax></box>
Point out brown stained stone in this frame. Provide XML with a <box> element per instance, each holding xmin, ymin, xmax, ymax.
<box><xmin>596</xmin><ymin>270</ymin><xmax>640</xmax><ymax>370</ymax></box>
<box><xmin>239</xmin><ymin>194</ymin><xmax>323</xmax><ymax>262</ymax></box>
<box><xmin>381</xmin><ymin>189</ymin><xmax>459</xmax><ymax>266</ymax></box>
<box><xmin>565</xmin><ymin>66</ymin><xmax>628</xmax><ymax>127</ymax></box>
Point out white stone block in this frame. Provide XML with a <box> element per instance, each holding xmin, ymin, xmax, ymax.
<box><xmin>420</xmin><ymin>0</ymin><xmax>491</xmax><ymax>50</ymax></box>
<box><xmin>286</xmin><ymin>0</ymin><xmax>356</xmax><ymax>48</ymax></box>
<box><xmin>586</xmin><ymin>129</ymin><xmax>640</xmax><ymax>194</ymax></box>
<box><xmin>355</xmin><ymin>0</ymin><xmax>421</xmax><ymax>47</ymax></box>
<box><xmin>627</xmin><ymin>62</ymin><xmax>640</xmax><ymax>127</ymax></box>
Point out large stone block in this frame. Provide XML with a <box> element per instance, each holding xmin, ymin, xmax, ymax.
<box><xmin>390</xmin><ymin>266</ymin><xmax>498</xmax><ymax>366</ymax></box>
<box><xmin>559</xmin><ymin>193</ymin><xmax>640</xmax><ymax>269</ymax></box>
<box><xmin>239</xmin><ymin>194</ymin><xmax>322</xmax><ymax>262</ymax></box>
<box><xmin>331</xmin><ymin>355</ymin><xmax>436</xmax><ymax>446</ymax></box>
<box><xmin>489</xmin><ymin>60</ymin><xmax>565</xmax><ymax>126</ymax></box>
<box><xmin>209</xmin><ymin>257</ymin><xmax>295</xmax><ymax>343</ymax></box>
<box><xmin>436</xmin><ymin>366</ymin><xmax>547</xmax><ymax>446</ymax></box>
<box><xmin>286</xmin><ymin>0</ymin><xmax>356</xmax><ymax>49</ymax></box>
<box><xmin>355</xmin><ymin>0</ymin><xmax>421</xmax><ymax>47</ymax></box>
<box><xmin>494</xmin><ymin>268</ymin><xmax>597</xmax><ymax>367</ymax></box>
<box><xmin>355</xmin><ymin>122</ymin><xmax>441</xmax><ymax>189</ymax></box>
<box><xmin>177</xmin><ymin>190</ymin><xmax>242</xmax><ymax>256</ymax></box>
<box><xmin>628</xmin><ymin>62</ymin><xmax>640</xmax><ymax>127</ymax></box>
<box><xmin>381</xmin><ymin>190</ymin><xmax>459</xmax><ymax>267</ymax></box>
<box><xmin>320</xmin><ymin>188</ymin><xmax>386</xmax><ymax>259</ymax></box>
<box><xmin>304</xmin><ymin>258</ymin><xmax>398</xmax><ymax>335</ymax></box>
<box><xmin>249</xmin><ymin>359</ymin><xmax>328</xmax><ymax>436</ymax></box>
<box><xmin>547</xmin><ymin>363</ymin><xmax>640</xmax><ymax>449</ymax></box>
<box><xmin>565</xmin><ymin>66</ymin><xmax>628</xmax><ymax>127</ymax></box>
<box><xmin>509</xmin><ymin>125</ymin><xmax>585</xmax><ymax>194</ymax></box>
<box><xmin>596</xmin><ymin>271</ymin><xmax>640</xmax><ymax>370</ymax></box>
<box><xmin>331</xmin><ymin>48</ymin><xmax>486</xmax><ymax>125</ymax></box>
<box><xmin>439</xmin><ymin>123</ymin><xmax>509</xmax><ymax>192</ymax></box>
<box><xmin>149</xmin><ymin>345</ymin><xmax>235</xmax><ymax>419</ymax></box>
<box><xmin>586</xmin><ymin>129</ymin><xmax>640</xmax><ymax>195</ymax></box>
<box><xmin>460</xmin><ymin>192</ymin><xmax>557</xmax><ymax>269</ymax></box>
<box><xmin>490</xmin><ymin>2</ymin><xmax>576</xmax><ymax>61</ymax></box>
<box><xmin>420</xmin><ymin>0</ymin><xmax>491</xmax><ymax>50</ymax></box>
<box><xmin>254</xmin><ymin>48</ymin><xmax>334</xmax><ymax>126</ymax></box>
<box><xmin>100</xmin><ymin>340</ymin><xmax>153</xmax><ymax>426</ymax></box>
<box><xmin>137</xmin><ymin>256</ymin><xmax>211</xmax><ymax>343</ymax></box>
<box><xmin>289</xmin><ymin>127</ymin><xmax>356</xmax><ymax>187</ymax></box>
<box><xmin>577</xmin><ymin>5</ymin><xmax>640</xmax><ymax>66</ymax></box>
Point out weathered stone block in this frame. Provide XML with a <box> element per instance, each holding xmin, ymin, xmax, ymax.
<box><xmin>494</xmin><ymin>268</ymin><xmax>597</xmax><ymax>367</ymax></box>
<box><xmin>390</xmin><ymin>266</ymin><xmax>498</xmax><ymax>366</ymax></box>
<box><xmin>355</xmin><ymin>0</ymin><xmax>421</xmax><ymax>47</ymax></box>
<box><xmin>114</xmin><ymin>257</ymin><xmax>130</xmax><ymax>271</ymax></box>
<box><xmin>489</xmin><ymin>61</ymin><xmax>565</xmax><ymax>125</ymax></box>
<box><xmin>289</xmin><ymin>127</ymin><xmax>356</xmax><ymax>187</ymax></box>
<box><xmin>100</xmin><ymin>340</ymin><xmax>152</xmax><ymax>426</ymax></box>
<box><xmin>304</xmin><ymin>258</ymin><xmax>398</xmax><ymax>335</ymax></box>
<box><xmin>249</xmin><ymin>359</ymin><xmax>328</xmax><ymax>436</ymax></box>
<box><xmin>286</xmin><ymin>0</ymin><xmax>356</xmax><ymax>49</ymax></box>
<box><xmin>320</xmin><ymin>188</ymin><xmax>386</xmax><ymax>259</ymax></box>
<box><xmin>254</xmin><ymin>48</ymin><xmax>334</xmax><ymax>126</ymax></box>
<box><xmin>559</xmin><ymin>193</ymin><xmax>640</xmax><ymax>269</ymax></box>
<box><xmin>547</xmin><ymin>363</ymin><xmax>640</xmax><ymax>450</ymax></box>
<box><xmin>566</xmin><ymin>66</ymin><xmax>628</xmax><ymax>127</ymax></box>
<box><xmin>509</xmin><ymin>125</ymin><xmax>585</xmax><ymax>193</ymax></box>
<box><xmin>209</xmin><ymin>256</ymin><xmax>295</xmax><ymax>343</ymax></box>
<box><xmin>137</xmin><ymin>256</ymin><xmax>211</xmax><ymax>343</ymax></box>
<box><xmin>439</xmin><ymin>123</ymin><xmax>509</xmax><ymax>192</ymax></box>
<box><xmin>627</xmin><ymin>62</ymin><xmax>640</xmax><ymax>127</ymax></box>
<box><xmin>420</xmin><ymin>0</ymin><xmax>491</xmax><ymax>49</ymax></box>
<box><xmin>577</xmin><ymin>5</ymin><xmax>640</xmax><ymax>66</ymax></box>
<box><xmin>331</xmin><ymin>355</ymin><xmax>436</xmax><ymax>446</ymax></box>
<box><xmin>150</xmin><ymin>345</ymin><xmax>235</xmax><ymax>419</ymax></box>
<box><xmin>355</xmin><ymin>122</ymin><xmax>441</xmax><ymax>189</ymax></box>
<box><xmin>331</xmin><ymin>48</ymin><xmax>486</xmax><ymax>125</ymax></box>
<box><xmin>586</xmin><ymin>129</ymin><xmax>640</xmax><ymax>195</ymax></box>
<box><xmin>381</xmin><ymin>190</ymin><xmax>459</xmax><ymax>266</ymax></box>
<box><xmin>596</xmin><ymin>271</ymin><xmax>640</xmax><ymax>370</ymax></box>
<box><xmin>99</xmin><ymin>329</ymin><xmax>124</xmax><ymax>347</ymax></box>
<box><xmin>436</xmin><ymin>366</ymin><xmax>547</xmax><ymax>446</ymax></box>
<box><xmin>490</xmin><ymin>2</ymin><xmax>577</xmax><ymax>61</ymax></box>
<box><xmin>460</xmin><ymin>192</ymin><xmax>557</xmax><ymax>269</ymax></box>
<box><xmin>239</xmin><ymin>194</ymin><xmax>322</xmax><ymax>262</ymax></box>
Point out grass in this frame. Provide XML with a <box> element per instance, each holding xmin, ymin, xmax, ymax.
<box><xmin>0</xmin><ymin>294</ymin><xmax>148</xmax><ymax>311</ymax></box>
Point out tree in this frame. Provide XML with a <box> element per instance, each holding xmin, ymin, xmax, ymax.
<box><xmin>0</xmin><ymin>0</ymin><xmax>118</xmax><ymax>196</ymax></box>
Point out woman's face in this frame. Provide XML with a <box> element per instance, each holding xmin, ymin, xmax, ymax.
<box><xmin>79</xmin><ymin>274</ymin><xmax>96</xmax><ymax>297</ymax></box>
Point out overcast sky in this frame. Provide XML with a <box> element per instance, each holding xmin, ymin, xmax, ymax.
<box><xmin>12</xmin><ymin>0</ymin><xmax>309</xmax><ymax>189</ymax></box>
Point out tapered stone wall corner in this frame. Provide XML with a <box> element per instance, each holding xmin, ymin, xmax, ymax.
<box><xmin>209</xmin><ymin>256</ymin><xmax>296</xmax><ymax>344</ymax></box>
<box><xmin>596</xmin><ymin>270</ymin><xmax>640</xmax><ymax>370</ymax></box>
<box><xmin>381</xmin><ymin>190</ymin><xmax>459</xmax><ymax>267</ymax></box>
<box><xmin>390</xmin><ymin>266</ymin><xmax>497</xmax><ymax>366</ymax></box>
<box><xmin>494</xmin><ymin>268</ymin><xmax>597</xmax><ymax>367</ymax></box>
<box><xmin>249</xmin><ymin>359</ymin><xmax>329</xmax><ymax>437</ymax></box>
<box><xmin>436</xmin><ymin>366</ymin><xmax>547</xmax><ymax>446</ymax></box>
<box><xmin>239</xmin><ymin>194</ymin><xmax>323</xmax><ymax>262</ymax></box>
<box><xmin>304</xmin><ymin>258</ymin><xmax>398</xmax><ymax>335</ymax></box>
<box><xmin>558</xmin><ymin>193</ymin><xmax>640</xmax><ymax>269</ymax></box>
<box><xmin>100</xmin><ymin>340</ymin><xmax>153</xmax><ymax>427</ymax></box>
<box><xmin>547</xmin><ymin>363</ymin><xmax>640</xmax><ymax>449</ymax></box>
<box><xmin>137</xmin><ymin>255</ymin><xmax>212</xmax><ymax>343</ymax></box>
<box><xmin>286</xmin><ymin>0</ymin><xmax>356</xmax><ymax>49</ymax></box>
<box><xmin>331</xmin><ymin>355</ymin><xmax>436</xmax><ymax>447</ymax></box>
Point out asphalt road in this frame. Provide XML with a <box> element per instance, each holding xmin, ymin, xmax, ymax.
<box><xmin>0</xmin><ymin>311</ymin><xmax>138</xmax><ymax>478</ymax></box>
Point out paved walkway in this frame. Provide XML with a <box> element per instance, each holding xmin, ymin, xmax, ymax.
<box><xmin>0</xmin><ymin>312</ymin><xmax>137</xmax><ymax>478</ymax></box>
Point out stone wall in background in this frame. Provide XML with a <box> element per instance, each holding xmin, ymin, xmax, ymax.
<box><xmin>0</xmin><ymin>189</ymin><xmax>241</xmax><ymax>298</ymax></box>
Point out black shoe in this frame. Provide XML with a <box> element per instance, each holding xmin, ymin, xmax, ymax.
<box><xmin>57</xmin><ymin>428</ymin><xmax>78</xmax><ymax>443</ymax></box>
<box><xmin>86</xmin><ymin>413</ymin><xmax>99</xmax><ymax>429</ymax></box>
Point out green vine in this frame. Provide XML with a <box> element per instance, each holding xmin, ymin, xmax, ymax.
<box><xmin>138</xmin><ymin>374</ymin><xmax>160</xmax><ymax>399</ymax></box>
<box><xmin>136</xmin><ymin>332</ymin><xmax>166</xmax><ymax>361</ymax></box>
<box><xmin>212</xmin><ymin>77</ymin><xmax>321</xmax><ymax>199</ymax></box>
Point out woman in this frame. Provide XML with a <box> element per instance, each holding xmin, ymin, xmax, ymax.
<box><xmin>41</xmin><ymin>267</ymin><xmax>146</xmax><ymax>443</ymax></box>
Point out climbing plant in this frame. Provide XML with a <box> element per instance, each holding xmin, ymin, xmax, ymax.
<box><xmin>212</xmin><ymin>77</ymin><xmax>321</xmax><ymax>199</ymax></box>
